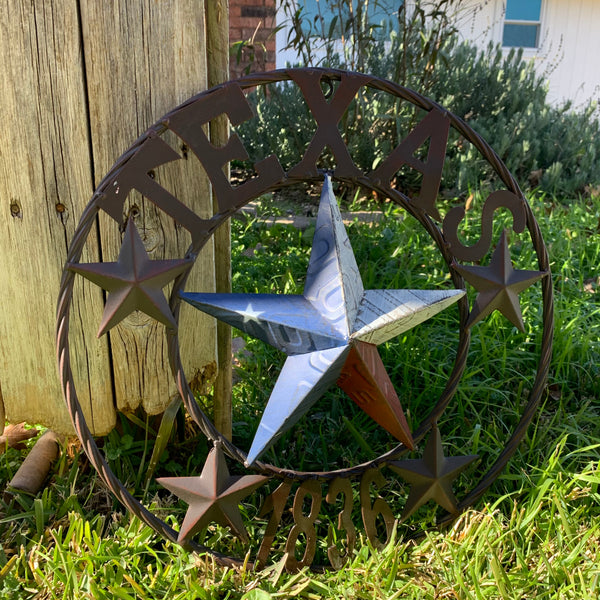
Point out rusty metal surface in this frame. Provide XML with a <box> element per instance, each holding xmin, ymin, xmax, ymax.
<box><xmin>338</xmin><ymin>341</ymin><xmax>413</xmax><ymax>449</ymax></box>
<box><xmin>96</xmin><ymin>136</ymin><xmax>212</xmax><ymax>244</ymax></box>
<box><xmin>443</xmin><ymin>190</ymin><xmax>527</xmax><ymax>262</ymax></box>
<box><xmin>372</xmin><ymin>109</ymin><xmax>451</xmax><ymax>221</ymax></box>
<box><xmin>157</xmin><ymin>442</ymin><xmax>267</xmax><ymax>543</ymax></box>
<box><xmin>360</xmin><ymin>468</ymin><xmax>395</xmax><ymax>550</ymax></box>
<box><xmin>284</xmin><ymin>480</ymin><xmax>323</xmax><ymax>570</ymax></box>
<box><xmin>287</xmin><ymin>70</ymin><xmax>370</xmax><ymax>178</ymax></box>
<box><xmin>56</xmin><ymin>67</ymin><xmax>554</xmax><ymax>570</ymax></box>
<box><xmin>256</xmin><ymin>480</ymin><xmax>293</xmax><ymax>567</ymax></box>
<box><xmin>68</xmin><ymin>219</ymin><xmax>192</xmax><ymax>336</ymax></box>
<box><xmin>167</xmin><ymin>84</ymin><xmax>285</xmax><ymax>217</ymax></box>
<box><xmin>326</xmin><ymin>477</ymin><xmax>356</xmax><ymax>568</ymax></box>
<box><xmin>389</xmin><ymin>425</ymin><xmax>478</xmax><ymax>521</ymax></box>
<box><xmin>454</xmin><ymin>229</ymin><xmax>546</xmax><ymax>331</ymax></box>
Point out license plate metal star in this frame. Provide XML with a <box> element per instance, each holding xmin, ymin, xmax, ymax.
<box><xmin>181</xmin><ymin>175</ymin><xmax>464</xmax><ymax>465</ymax></box>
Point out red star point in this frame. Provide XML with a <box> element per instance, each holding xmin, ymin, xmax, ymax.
<box><xmin>338</xmin><ymin>341</ymin><xmax>414</xmax><ymax>449</ymax></box>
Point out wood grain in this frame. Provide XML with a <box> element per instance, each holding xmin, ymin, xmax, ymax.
<box><xmin>0</xmin><ymin>0</ymin><xmax>224</xmax><ymax>434</ymax></box>
<box><xmin>206</xmin><ymin>0</ymin><xmax>233</xmax><ymax>439</ymax></box>
<box><xmin>0</xmin><ymin>0</ymin><xmax>114</xmax><ymax>434</ymax></box>
<box><xmin>79</xmin><ymin>0</ymin><xmax>217</xmax><ymax>416</ymax></box>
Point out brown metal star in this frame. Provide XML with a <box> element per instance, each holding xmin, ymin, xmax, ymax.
<box><xmin>157</xmin><ymin>443</ymin><xmax>268</xmax><ymax>543</ymax></box>
<box><xmin>68</xmin><ymin>220</ymin><xmax>192</xmax><ymax>336</ymax></box>
<box><xmin>389</xmin><ymin>425</ymin><xmax>477</xmax><ymax>520</ymax></box>
<box><xmin>453</xmin><ymin>229</ymin><xmax>546</xmax><ymax>331</ymax></box>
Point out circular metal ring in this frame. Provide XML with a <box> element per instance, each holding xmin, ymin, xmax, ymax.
<box><xmin>57</xmin><ymin>67</ymin><xmax>553</xmax><ymax>565</ymax></box>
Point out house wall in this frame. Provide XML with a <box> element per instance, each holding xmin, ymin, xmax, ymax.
<box><xmin>274</xmin><ymin>0</ymin><xmax>600</xmax><ymax>109</ymax></box>
<box><xmin>229</xmin><ymin>0</ymin><xmax>277</xmax><ymax>77</ymax></box>
<box><xmin>452</xmin><ymin>0</ymin><xmax>600</xmax><ymax>109</ymax></box>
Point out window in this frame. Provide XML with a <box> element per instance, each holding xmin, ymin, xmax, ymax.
<box><xmin>502</xmin><ymin>0</ymin><xmax>542</xmax><ymax>48</ymax></box>
<box><xmin>300</xmin><ymin>0</ymin><xmax>399</xmax><ymax>40</ymax></box>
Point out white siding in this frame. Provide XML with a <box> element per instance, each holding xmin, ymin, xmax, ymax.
<box><xmin>275</xmin><ymin>0</ymin><xmax>600</xmax><ymax>108</ymax></box>
<box><xmin>452</xmin><ymin>0</ymin><xmax>504</xmax><ymax>48</ymax></box>
<box><xmin>453</xmin><ymin>0</ymin><xmax>600</xmax><ymax>108</ymax></box>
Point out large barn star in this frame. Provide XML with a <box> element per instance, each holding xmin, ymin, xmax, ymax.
<box><xmin>182</xmin><ymin>176</ymin><xmax>464</xmax><ymax>466</ymax></box>
<box><xmin>68</xmin><ymin>220</ymin><xmax>192</xmax><ymax>336</ymax></box>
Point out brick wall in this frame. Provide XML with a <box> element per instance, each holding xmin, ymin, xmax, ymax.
<box><xmin>229</xmin><ymin>0</ymin><xmax>277</xmax><ymax>78</ymax></box>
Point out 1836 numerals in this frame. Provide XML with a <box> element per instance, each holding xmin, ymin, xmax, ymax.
<box><xmin>256</xmin><ymin>469</ymin><xmax>398</xmax><ymax>570</ymax></box>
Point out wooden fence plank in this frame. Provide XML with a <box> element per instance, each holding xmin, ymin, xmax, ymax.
<box><xmin>206</xmin><ymin>0</ymin><xmax>233</xmax><ymax>439</ymax></box>
<box><xmin>0</xmin><ymin>1</ymin><xmax>225</xmax><ymax>435</ymax></box>
<box><xmin>0</xmin><ymin>0</ymin><xmax>114</xmax><ymax>434</ymax></box>
<box><xmin>79</xmin><ymin>0</ymin><xmax>217</xmax><ymax>416</ymax></box>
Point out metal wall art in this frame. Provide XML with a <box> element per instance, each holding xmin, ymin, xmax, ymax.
<box><xmin>57</xmin><ymin>68</ymin><xmax>553</xmax><ymax>570</ymax></box>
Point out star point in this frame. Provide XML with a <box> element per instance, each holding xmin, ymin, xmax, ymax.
<box><xmin>68</xmin><ymin>220</ymin><xmax>192</xmax><ymax>336</ymax></box>
<box><xmin>245</xmin><ymin>344</ymin><xmax>351</xmax><ymax>466</ymax></box>
<box><xmin>337</xmin><ymin>341</ymin><xmax>414</xmax><ymax>449</ymax></box>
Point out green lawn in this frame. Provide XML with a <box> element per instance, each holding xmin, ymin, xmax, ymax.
<box><xmin>1</xmin><ymin>191</ymin><xmax>599</xmax><ymax>599</ymax></box>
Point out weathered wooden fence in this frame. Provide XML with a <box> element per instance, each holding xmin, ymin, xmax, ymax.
<box><xmin>0</xmin><ymin>0</ymin><xmax>231</xmax><ymax>436</ymax></box>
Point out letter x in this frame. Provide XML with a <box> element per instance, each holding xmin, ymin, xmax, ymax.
<box><xmin>289</xmin><ymin>70</ymin><xmax>370</xmax><ymax>178</ymax></box>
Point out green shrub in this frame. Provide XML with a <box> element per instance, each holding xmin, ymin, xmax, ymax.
<box><xmin>430</xmin><ymin>43</ymin><xmax>600</xmax><ymax>197</ymax></box>
<box><xmin>236</xmin><ymin>0</ymin><xmax>600</xmax><ymax>198</ymax></box>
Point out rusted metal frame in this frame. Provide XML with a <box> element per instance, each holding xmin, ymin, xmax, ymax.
<box><xmin>56</xmin><ymin>68</ymin><xmax>554</xmax><ymax>569</ymax></box>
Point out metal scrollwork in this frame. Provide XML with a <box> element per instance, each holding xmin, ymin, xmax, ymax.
<box><xmin>285</xmin><ymin>480</ymin><xmax>323</xmax><ymax>571</ymax></box>
<box><xmin>360</xmin><ymin>469</ymin><xmax>395</xmax><ymax>550</ymax></box>
<box><xmin>326</xmin><ymin>477</ymin><xmax>356</xmax><ymax>568</ymax></box>
<box><xmin>256</xmin><ymin>481</ymin><xmax>293</xmax><ymax>567</ymax></box>
<box><xmin>442</xmin><ymin>190</ymin><xmax>527</xmax><ymax>262</ymax></box>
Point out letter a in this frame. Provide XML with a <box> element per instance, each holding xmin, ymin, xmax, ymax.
<box><xmin>373</xmin><ymin>109</ymin><xmax>450</xmax><ymax>221</ymax></box>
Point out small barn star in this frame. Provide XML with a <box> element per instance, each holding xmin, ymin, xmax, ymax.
<box><xmin>157</xmin><ymin>443</ymin><xmax>267</xmax><ymax>543</ymax></box>
<box><xmin>389</xmin><ymin>425</ymin><xmax>477</xmax><ymax>520</ymax></box>
<box><xmin>453</xmin><ymin>229</ymin><xmax>546</xmax><ymax>330</ymax></box>
<box><xmin>68</xmin><ymin>220</ymin><xmax>192</xmax><ymax>336</ymax></box>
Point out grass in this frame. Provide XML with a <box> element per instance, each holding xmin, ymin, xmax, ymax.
<box><xmin>1</xmin><ymin>190</ymin><xmax>599</xmax><ymax>598</ymax></box>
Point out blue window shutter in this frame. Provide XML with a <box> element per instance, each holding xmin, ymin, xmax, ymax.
<box><xmin>300</xmin><ymin>1</ymin><xmax>399</xmax><ymax>39</ymax></box>
<box><xmin>502</xmin><ymin>24</ymin><xmax>539</xmax><ymax>48</ymax></box>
